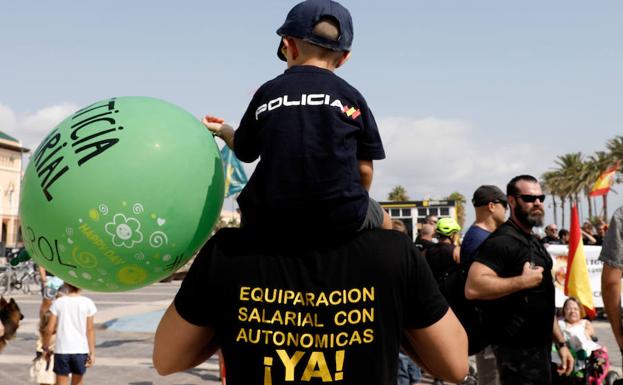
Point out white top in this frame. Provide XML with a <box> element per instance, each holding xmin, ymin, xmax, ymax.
<box><xmin>558</xmin><ymin>319</ymin><xmax>600</xmax><ymax>354</ymax></box>
<box><xmin>50</xmin><ymin>295</ymin><xmax>97</xmax><ymax>354</ymax></box>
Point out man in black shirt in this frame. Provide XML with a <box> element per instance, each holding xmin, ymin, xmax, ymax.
<box><xmin>153</xmin><ymin>229</ymin><xmax>469</xmax><ymax>384</ymax></box>
<box><xmin>415</xmin><ymin>223</ymin><xmax>436</xmax><ymax>254</ymax></box>
<box><xmin>465</xmin><ymin>175</ymin><xmax>573</xmax><ymax>385</ymax></box>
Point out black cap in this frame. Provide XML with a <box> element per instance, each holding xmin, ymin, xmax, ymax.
<box><xmin>472</xmin><ymin>185</ymin><xmax>507</xmax><ymax>207</ymax></box>
<box><xmin>276</xmin><ymin>0</ymin><xmax>353</xmax><ymax>61</ymax></box>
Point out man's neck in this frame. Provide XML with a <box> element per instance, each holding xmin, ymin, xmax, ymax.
<box><xmin>509</xmin><ymin>217</ymin><xmax>532</xmax><ymax>234</ymax></box>
<box><xmin>473</xmin><ymin>216</ymin><xmax>498</xmax><ymax>233</ymax></box>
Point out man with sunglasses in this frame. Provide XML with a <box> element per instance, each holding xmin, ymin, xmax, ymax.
<box><xmin>541</xmin><ymin>224</ymin><xmax>562</xmax><ymax>245</ymax></box>
<box><xmin>465</xmin><ymin>175</ymin><xmax>573</xmax><ymax>385</ymax></box>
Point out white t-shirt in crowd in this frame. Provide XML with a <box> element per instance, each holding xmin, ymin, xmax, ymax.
<box><xmin>50</xmin><ymin>295</ymin><xmax>97</xmax><ymax>354</ymax></box>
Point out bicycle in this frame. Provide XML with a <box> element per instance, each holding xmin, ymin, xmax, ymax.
<box><xmin>0</xmin><ymin>260</ymin><xmax>41</xmax><ymax>295</ymax></box>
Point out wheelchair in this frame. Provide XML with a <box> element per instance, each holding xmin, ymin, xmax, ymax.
<box><xmin>551</xmin><ymin>337</ymin><xmax>618</xmax><ymax>385</ymax></box>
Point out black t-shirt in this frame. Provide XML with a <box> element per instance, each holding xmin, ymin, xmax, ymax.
<box><xmin>175</xmin><ymin>228</ymin><xmax>447</xmax><ymax>385</ymax></box>
<box><xmin>414</xmin><ymin>238</ymin><xmax>435</xmax><ymax>252</ymax></box>
<box><xmin>474</xmin><ymin>220</ymin><xmax>555</xmax><ymax>348</ymax></box>
<box><xmin>425</xmin><ymin>243</ymin><xmax>459</xmax><ymax>282</ymax></box>
<box><xmin>540</xmin><ymin>235</ymin><xmax>561</xmax><ymax>245</ymax></box>
<box><xmin>425</xmin><ymin>242</ymin><xmax>463</xmax><ymax>310</ymax></box>
<box><xmin>234</xmin><ymin>65</ymin><xmax>385</xmax><ymax>234</ymax></box>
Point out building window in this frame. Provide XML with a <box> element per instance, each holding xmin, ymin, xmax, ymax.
<box><xmin>418</xmin><ymin>208</ymin><xmax>427</xmax><ymax>217</ymax></box>
<box><xmin>428</xmin><ymin>208</ymin><xmax>439</xmax><ymax>216</ymax></box>
<box><xmin>401</xmin><ymin>208</ymin><xmax>411</xmax><ymax>217</ymax></box>
<box><xmin>440</xmin><ymin>207</ymin><xmax>450</xmax><ymax>216</ymax></box>
<box><xmin>390</xmin><ymin>209</ymin><xmax>400</xmax><ymax>217</ymax></box>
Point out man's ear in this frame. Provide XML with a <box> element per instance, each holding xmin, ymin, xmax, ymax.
<box><xmin>488</xmin><ymin>202</ymin><xmax>496</xmax><ymax>213</ymax></box>
<box><xmin>336</xmin><ymin>51</ymin><xmax>351</xmax><ymax>68</ymax></box>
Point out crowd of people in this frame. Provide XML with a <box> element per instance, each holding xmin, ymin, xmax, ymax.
<box><xmin>537</xmin><ymin>221</ymin><xmax>607</xmax><ymax>246</ymax></box>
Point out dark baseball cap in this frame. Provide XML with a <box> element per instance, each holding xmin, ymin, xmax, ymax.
<box><xmin>276</xmin><ymin>0</ymin><xmax>353</xmax><ymax>61</ymax></box>
<box><xmin>472</xmin><ymin>185</ymin><xmax>507</xmax><ymax>207</ymax></box>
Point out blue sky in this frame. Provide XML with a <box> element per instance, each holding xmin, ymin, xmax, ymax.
<box><xmin>1</xmin><ymin>1</ymin><xmax>622</xmax><ymax>228</ymax></box>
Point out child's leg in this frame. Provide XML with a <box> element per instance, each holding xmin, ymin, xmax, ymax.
<box><xmin>381</xmin><ymin>209</ymin><xmax>392</xmax><ymax>230</ymax></box>
<box><xmin>70</xmin><ymin>374</ymin><xmax>84</xmax><ymax>385</ymax></box>
<box><xmin>67</xmin><ymin>354</ymin><xmax>88</xmax><ymax>385</ymax></box>
<box><xmin>55</xmin><ymin>375</ymin><xmax>69</xmax><ymax>385</ymax></box>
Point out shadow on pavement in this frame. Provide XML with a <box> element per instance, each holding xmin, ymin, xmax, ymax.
<box><xmin>97</xmin><ymin>339</ymin><xmax>148</xmax><ymax>348</ymax></box>
<box><xmin>184</xmin><ymin>367</ymin><xmax>221</xmax><ymax>382</ymax></box>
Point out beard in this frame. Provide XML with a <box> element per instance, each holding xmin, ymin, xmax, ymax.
<box><xmin>514</xmin><ymin>203</ymin><xmax>544</xmax><ymax>228</ymax></box>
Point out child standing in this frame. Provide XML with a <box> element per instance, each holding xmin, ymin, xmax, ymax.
<box><xmin>42</xmin><ymin>283</ymin><xmax>96</xmax><ymax>385</ymax></box>
<box><xmin>204</xmin><ymin>0</ymin><xmax>391</xmax><ymax>236</ymax></box>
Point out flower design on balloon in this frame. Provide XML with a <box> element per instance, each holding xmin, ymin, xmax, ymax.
<box><xmin>105</xmin><ymin>213</ymin><xmax>144</xmax><ymax>248</ymax></box>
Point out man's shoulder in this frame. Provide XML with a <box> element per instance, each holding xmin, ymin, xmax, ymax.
<box><xmin>480</xmin><ymin>222</ymin><xmax>524</xmax><ymax>249</ymax></box>
<box><xmin>209</xmin><ymin>228</ymin><xmax>413</xmax><ymax>258</ymax></box>
<box><xmin>488</xmin><ymin>221</ymin><xmax>525</xmax><ymax>239</ymax></box>
<box><xmin>464</xmin><ymin>225</ymin><xmax>491</xmax><ymax>242</ymax></box>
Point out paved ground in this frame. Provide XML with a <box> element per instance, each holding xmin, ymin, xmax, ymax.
<box><xmin>0</xmin><ymin>281</ymin><xmax>221</xmax><ymax>385</ymax></box>
<box><xmin>1</xmin><ymin>281</ymin><xmax>622</xmax><ymax>384</ymax></box>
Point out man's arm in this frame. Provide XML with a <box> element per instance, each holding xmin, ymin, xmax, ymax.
<box><xmin>403</xmin><ymin>308</ymin><xmax>468</xmax><ymax>383</ymax></box>
<box><xmin>552</xmin><ymin>317</ymin><xmax>573</xmax><ymax>376</ymax></box>
<box><xmin>601</xmin><ymin>264</ymin><xmax>623</xmax><ymax>348</ymax></box>
<box><xmin>465</xmin><ymin>261</ymin><xmax>544</xmax><ymax>300</ymax></box>
<box><xmin>582</xmin><ymin>230</ymin><xmax>597</xmax><ymax>245</ymax></box>
<box><xmin>153</xmin><ymin>303</ymin><xmax>218</xmax><ymax>375</ymax></box>
<box><xmin>86</xmin><ymin>316</ymin><xmax>95</xmax><ymax>367</ymax></box>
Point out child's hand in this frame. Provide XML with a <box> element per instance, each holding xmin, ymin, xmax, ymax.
<box><xmin>202</xmin><ymin>115</ymin><xmax>225</xmax><ymax>136</ymax></box>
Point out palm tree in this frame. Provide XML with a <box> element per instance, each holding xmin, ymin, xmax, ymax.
<box><xmin>606</xmin><ymin>136</ymin><xmax>623</xmax><ymax>169</ymax></box>
<box><xmin>542</xmin><ymin>171</ymin><xmax>560</xmax><ymax>225</ymax></box>
<box><xmin>388</xmin><ymin>185</ymin><xmax>409</xmax><ymax>201</ymax></box>
<box><xmin>547</xmin><ymin>153</ymin><xmax>585</xmax><ymax>227</ymax></box>
<box><xmin>446</xmin><ymin>192</ymin><xmax>467</xmax><ymax>229</ymax></box>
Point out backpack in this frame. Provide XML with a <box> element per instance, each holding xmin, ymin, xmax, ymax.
<box><xmin>450</xmin><ymin>265</ymin><xmax>491</xmax><ymax>356</ymax></box>
<box><xmin>426</xmin><ymin>243</ymin><xmax>490</xmax><ymax>355</ymax></box>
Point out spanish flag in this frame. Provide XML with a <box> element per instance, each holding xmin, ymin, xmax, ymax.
<box><xmin>589</xmin><ymin>163</ymin><xmax>619</xmax><ymax>197</ymax></box>
<box><xmin>564</xmin><ymin>203</ymin><xmax>596</xmax><ymax>318</ymax></box>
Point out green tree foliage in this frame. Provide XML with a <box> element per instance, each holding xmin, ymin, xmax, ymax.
<box><xmin>388</xmin><ymin>185</ymin><xmax>409</xmax><ymax>201</ymax></box>
<box><xmin>446</xmin><ymin>191</ymin><xmax>466</xmax><ymax>229</ymax></box>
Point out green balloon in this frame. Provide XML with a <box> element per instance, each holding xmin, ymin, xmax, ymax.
<box><xmin>19</xmin><ymin>97</ymin><xmax>224</xmax><ymax>291</ymax></box>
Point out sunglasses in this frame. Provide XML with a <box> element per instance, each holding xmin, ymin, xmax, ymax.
<box><xmin>516</xmin><ymin>194</ymin><xmax>546</xmax><ymax>203</ymax></box>
<box><xmin>493</xmin><ymin>200</ymin><xmax>508</xmax><ymax>209</ymax></box>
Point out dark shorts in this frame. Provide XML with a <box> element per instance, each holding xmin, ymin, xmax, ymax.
<box><xmin>54</xmin><ymin>353</ymin><xmax>88</xmax><ymax>375</ymax></box>
<box><xmin>359</xmin><ymin>198</ymin><xmax>385</xmax><ymax>230</ymax></box>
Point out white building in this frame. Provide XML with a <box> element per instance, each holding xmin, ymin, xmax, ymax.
<box><xmin>0</xmin><ymin>131</ymin><xmax>29</xmax><ymax>250</ymax></box>
<box><xmin>380</xmin><ymin>199</ymin><xmax>458</xmax><ymax>241</ymax></box>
